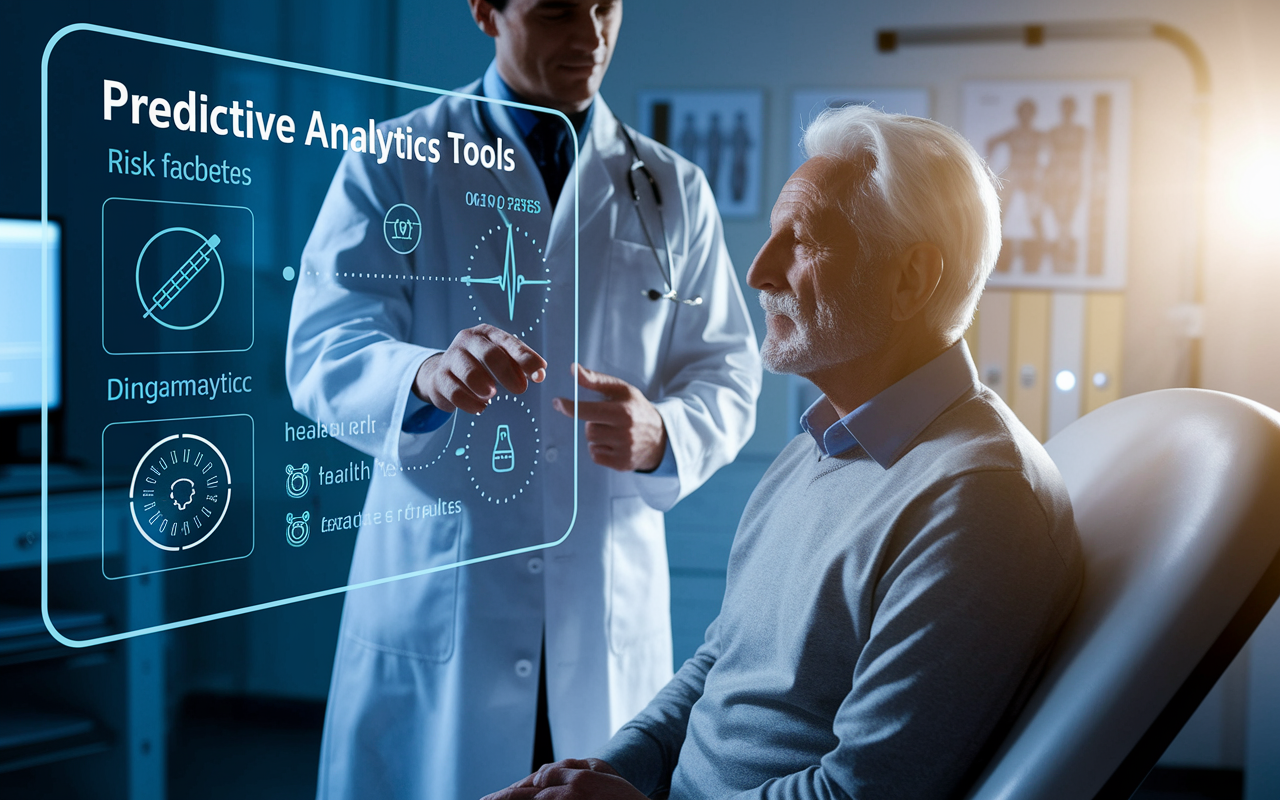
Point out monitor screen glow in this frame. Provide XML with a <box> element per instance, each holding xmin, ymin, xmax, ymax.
<box><xmin>0</xmin><ymin>218</ymin><xmax>61</xmax><ymax>414</ymax></box>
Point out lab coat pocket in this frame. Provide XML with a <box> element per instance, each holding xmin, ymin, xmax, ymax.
<box><xmin>600</xmin><ymin>240</ymin><xmax>676</xmax><ymax>390</ymax></box>
<box><xmin>343</xmin><ymin>513</ymin><xmax>461</xmax><ymax>662</ymax></box>
<box><xmin>606</xmin><ymin>495</ymin><xmax>670</xmax><ymax>654</ymax></box>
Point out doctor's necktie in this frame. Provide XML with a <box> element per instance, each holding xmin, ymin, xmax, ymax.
<box><xmin>526</xmin><ymin>116</ymin><xmax>572</xmax><ymax>207</ymax></box>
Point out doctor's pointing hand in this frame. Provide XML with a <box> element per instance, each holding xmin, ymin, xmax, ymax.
<box><xmin>413</xmin><ymin>323</ymin><xmax>668</xmax><ymax>473</ymax></box>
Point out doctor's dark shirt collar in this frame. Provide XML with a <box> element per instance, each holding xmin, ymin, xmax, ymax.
<box><xmin>800</xmin><ymin>339</ymin><xmax>980</xmax><ymax>469</ymax></box>
<box><xmin>481</xmin><ymin>61</ymin><xmax>594</xmax><ymax>148</ymax></box>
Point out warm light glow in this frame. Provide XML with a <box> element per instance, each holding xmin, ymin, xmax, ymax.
<box><xmin>1225</xmin><ymin>145</ymin><xmax>1280</xmax><ymax>234</ymax></box>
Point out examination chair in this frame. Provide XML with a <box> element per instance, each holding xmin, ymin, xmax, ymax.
<box><xmin>966</xmin><ymin>389</ymin><xmax>1280</xmax><ymax>800</ymax></box>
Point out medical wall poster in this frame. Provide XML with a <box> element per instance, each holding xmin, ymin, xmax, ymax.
<box><xmin>637</xmin><ymin>90</ymin><xmax>764</xmax><ymax>218</ymax></box>
<box><xmin>41</xmin><ymin>25</ymin><xmax>579</xmax><ymax>645</ymax></box>
<box><xmin>790</xmin><ymin>88</ymin><xmax>931</xmax><ymax>174</ymax></box>
<box><xmin>963</xmin><ymin>80</ymin><xmax>1132</xmax><ymax>290</ymax></box>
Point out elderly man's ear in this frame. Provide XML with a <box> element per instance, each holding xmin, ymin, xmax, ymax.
<box><xmin>889</xmin><ymin>242</ymin><xmax>944</xmax><ymax>323</ymax></box>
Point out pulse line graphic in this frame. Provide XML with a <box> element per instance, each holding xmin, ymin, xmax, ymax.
<box><xmin>460</xmin><ymin>211</ymin><xmax>550</xmax><ymax>321</ymax></box>
<box><xmin>142</xmin><ymin>233</ymin><xmax>221</xmax><ymax>320</ymax></box>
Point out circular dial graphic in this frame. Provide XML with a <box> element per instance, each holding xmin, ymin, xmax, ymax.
<box><xmin>129</xmin><ymin>433</ymin><xmax>232</xmax><ymax>551</ymax></box>
<box><xmin>459</xmin><ymin>393</ymin><xmax>541</xmax><ymax>504</ymax></box>
<box><xmin>464</xmin><ymin>218</ymin><xmax>552</xmax><ymax>340</ymax></box>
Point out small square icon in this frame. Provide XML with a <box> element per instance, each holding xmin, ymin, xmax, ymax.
<box><xmin>102</xmin><ymin>198</ymin><xmax>254</xmax><ymax>355</ymax></box>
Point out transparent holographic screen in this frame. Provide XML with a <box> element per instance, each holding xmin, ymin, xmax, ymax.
<box><xmin>41</xmin><ymin>25</ymin><xmax>580</xmax><ymax>647</ymax></box>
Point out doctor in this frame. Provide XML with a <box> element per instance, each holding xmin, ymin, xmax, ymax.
<box><xmin>285</xmin><ymin>1</ymin><xmax>761</xmax><ymax>799</ymax></box>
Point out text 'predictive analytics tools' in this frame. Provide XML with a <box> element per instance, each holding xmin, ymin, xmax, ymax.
<box><xmin>40</xmin><ymin>24</ymin><xmax>578</xmax><ymax>644</ymax></box>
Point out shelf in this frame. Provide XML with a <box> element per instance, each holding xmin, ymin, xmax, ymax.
<box><xmin>0</xmin><ymin>607</ymin><xmax>112</xmax><ymax>667</ymax></box>
<box><xmin>0</xmin><ymin>709</ymin><xmax>111</xmax><ymax>774</ymax></box>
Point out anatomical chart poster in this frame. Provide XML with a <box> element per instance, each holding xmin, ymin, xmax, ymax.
<box><xmin>963</xmin><ymin>80</ymin><xmax>1132</xmax><ymax>290</ymax></box>
<box><xmin>637</xmin><ymin>90</ymin><xmax>764</xmax><ymax>219</ymax></box>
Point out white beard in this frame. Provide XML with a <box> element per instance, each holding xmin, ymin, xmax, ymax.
<box><xmin>758</xmin><ymin>273</ymin><xmax>890</xmax><ymax>376</ymax></box>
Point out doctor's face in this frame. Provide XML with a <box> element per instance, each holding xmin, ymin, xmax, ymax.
<box><xmin>479</xmin><ymin>0</ymin><xmax>622</xmax><ymax>114</ymax></box>
<box><xmin>746</xmin><ymin>157</ymin><xmax>892</xmax><ymax>376</ymax></box>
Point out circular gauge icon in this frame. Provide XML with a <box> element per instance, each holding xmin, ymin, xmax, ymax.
<box><xmin>135</xmin><ymin>227</ymin><xmax>226</xmax><ymax>331</ymax></box>
<box><xmin>459</xmin><ymin>393</ymin><xmax>540</xmax><ymax>505</ymax></box>
<box><xmin>129</xmin><ymin>433</ymin><xmax>232</xmax><ymax>551</ymax></box>
<box><xmin>463</xmin><ymin>218</ymin><xmax>552</xmax><ymax>339</ymax></box>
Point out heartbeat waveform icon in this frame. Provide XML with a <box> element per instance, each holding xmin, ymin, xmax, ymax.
<box><xmin>460</xmin><ymin>219</ymin><xmax>551</xmax><ymax>321</ymax></box>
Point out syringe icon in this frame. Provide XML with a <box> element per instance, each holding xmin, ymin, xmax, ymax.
<box><xmin>142</xmin><ymin>233</ymin><xmax>221</xmax><ymax>320</ymax></box>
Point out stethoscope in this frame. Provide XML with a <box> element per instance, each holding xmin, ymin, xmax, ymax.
<box><xmin>617</xmin><ymin>124</ymin><xmax>703</xmax><ymax>307</ymax></box>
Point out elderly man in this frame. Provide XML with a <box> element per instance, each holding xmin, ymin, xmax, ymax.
<box><xmin>484</xmin><ymin>105</ymin><xmax>1084</xmax><ymax>799</ymax></box>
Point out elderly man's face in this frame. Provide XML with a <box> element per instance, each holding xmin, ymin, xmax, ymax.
<box><xmin>746</xmin><ymin>157</ymin><xmax>892</xmax><ymax>375</ymax></box>
<box><xmin>488</xmin><ymin>0</ymin><xmax>622</xmax><ymax>113</ymax></box>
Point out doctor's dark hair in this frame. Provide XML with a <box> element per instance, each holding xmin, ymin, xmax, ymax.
<box><xmin>487</xmin><ymin>0</ymin><xmax>510</xmax><ymax>10</ymax></box>
<box><xmin>801</xmin><ymin>106</ymin><xmax>1001</xmax><ymax>343</ymax></box>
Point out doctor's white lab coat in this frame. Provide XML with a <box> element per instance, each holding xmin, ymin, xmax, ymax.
<box><xmin>286</xmin><ymin>84</ymin><xmax>760</xmax><ymax>800</ymax></box>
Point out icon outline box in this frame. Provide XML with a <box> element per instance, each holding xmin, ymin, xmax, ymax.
<box><xmin>101</xmin><ymin>412</ymin><xmax>256</xmax><ymax>580</ymax></box>
<box><xmin>101</xmin><ymin>197</ymin><xmax>256</xmax><ymax>356</ymax></box>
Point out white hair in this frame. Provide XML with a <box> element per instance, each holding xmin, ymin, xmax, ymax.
<box><xmin>801</xmin><ymin>104</ymin><xmax>1002</xmax><ymax>342</ymax></box>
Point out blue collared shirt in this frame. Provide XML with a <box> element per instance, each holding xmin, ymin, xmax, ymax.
<box><xmin>800</xmin><ymin>340</ymin><xmax>980</xmax><ymax>468</ymax></box>
<box><xmin>481</xmin><ymin>61</ymin><xmax>595</xmax><ymax>150</ymax></box>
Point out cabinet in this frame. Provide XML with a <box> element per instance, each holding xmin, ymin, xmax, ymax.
<box><xmin>0</xmin><ymin>467</ymin><xmax>165</xmax><ymax>798</ymax></box>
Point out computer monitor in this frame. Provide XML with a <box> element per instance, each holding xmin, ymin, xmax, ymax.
<box><xmin>0</xmin><ymin>217</ymin><xmax>62</xmax><ymax>462</ymax></box>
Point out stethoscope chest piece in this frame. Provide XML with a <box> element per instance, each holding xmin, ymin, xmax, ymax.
<box><xmin>619</xmin><ymin>125</ymin><xmax>703</xmax><ymax>308</ymax></box>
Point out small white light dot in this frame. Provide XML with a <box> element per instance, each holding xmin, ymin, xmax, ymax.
<box><xmin>1055</xmin><ymin>370</ymin><xmax>1077</xmax><ymax>392</ymax></box>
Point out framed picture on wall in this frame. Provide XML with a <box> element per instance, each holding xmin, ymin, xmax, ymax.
<box><xmin>790</xmin><ymin>88</ymin><xmax>932</xmax><ymax>173</ymax></box>
<box><xmin>636</xmin><ymin>90</ymin><xmax>764</xmax><ymax>219</ymax></box>
<box><xmin>962</xmin><ymin>80</ymin><xmax>1132</xmax><ymax>291</ymax></box>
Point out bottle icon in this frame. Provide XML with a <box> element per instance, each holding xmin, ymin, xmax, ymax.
<box><xmin>491</xmin><ymin>424</ymin><xmax>515</xmax><ymax>473</ymax></box>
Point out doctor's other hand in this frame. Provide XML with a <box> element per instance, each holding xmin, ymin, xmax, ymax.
<box><xmin>480</xmin><ymin>758</ymin><xmax>646</xmax><ymax>800</ymax></box>
<box><xmin>553</xmin><ymin>364</ymin><xmax>667</xmax><ymax>473</ymax></box>
<box><xmin>413</xmin><ymin>324</ymin><xmax>547</xmax><ymax>415</ymax></box>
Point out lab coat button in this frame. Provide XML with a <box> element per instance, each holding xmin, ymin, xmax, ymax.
<box><xmin>545</xmin><ymin>446</ymin><xmax>558</xmax><ymax>463</ymax></box>
<box><xmin>527</xmin><ymin>557</ymin><xmax>544</xmax><ymax>574</ymax></box>
<box><xmin>515</xmin><ymin>659</ymin><xmax>534</xmax><ymax>677</ymax></box>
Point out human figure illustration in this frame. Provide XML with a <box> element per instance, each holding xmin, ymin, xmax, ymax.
<box><xmin>706</xmin><ymin>112</ymin><xmax>724</xmax><ymax>196</ymax></box>
<box><xmin>1043</xmin><ymin>96</ymin><xmax>1088</xmax><ymax>273</ymax></box>
<box><xmin>170</xmin><ymin>477</ymin><xmax>195</xmax><ymax>511</ymax></box>
<box><xmin>729</xmin><ymin>111</ymin><xmax>752</xmax><ymax>203</ymax></box>
<box><xmin>677</xmin><ymin>112</ymin><xmax>700</xmax><ymax>165</ymax></box>
<box><xmin>986</xmin><ymin>99</ymin><xmax>1046</xmax><ymax>272</ymax></box>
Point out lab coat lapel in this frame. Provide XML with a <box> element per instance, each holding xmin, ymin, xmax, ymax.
<box><xmin>548</xmin><ymin>97</ymin><xmax>621</xmax><ymax>257</ymax></box>
<box><xmin>461</xmin><ymin>83</ymin><xmax>550</xmax><ymax>210</ymax></box>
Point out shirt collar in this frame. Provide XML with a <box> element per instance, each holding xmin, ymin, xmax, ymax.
<box><xmin>800</xmin><ymin>339</ymin><xmax>980</xmax><ymax>468</ymax></box>
<box><xmin>482</xmin><ymin>61</ymin><xmax>594</xmax><ymax>149</ymax></box>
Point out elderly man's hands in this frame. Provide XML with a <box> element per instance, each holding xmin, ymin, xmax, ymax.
<box><xmin>480</xmin><ymin>759</ymin><xmax>647</xmax><ymax>800</ymax></box>
<box><xmin>553</xmin><ymin>364</ymin><xmax>668</xmax><ymax>473</ymax></box>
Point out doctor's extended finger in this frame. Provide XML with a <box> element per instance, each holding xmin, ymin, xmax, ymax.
<box><xmin>435</xmin><ymin>371</ymin><xmax>491</xmax><ymax>416</ymax></box>
<box><xmin>572</xmin><ymin>363</ymin><xmax>633</xmax><ymax>400</ymax></box>
<box><xmin>481</xmin><ymin>326</ymin><xmax>548</xmax><ymax>384</ymax></box>
<box><xmin>448</xmin><ymin>349</ymin><xmax>502</xmax><ymax>401</ymax></box>
<box><xmin>551</xmin><ymin>397</ymin><xmax>627</xmax><ymax>423</ymax></box>
<box><xmin>466</xmin><ymin>336</ymin><xmax>536</xmax><ymax>396</ymax></box>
